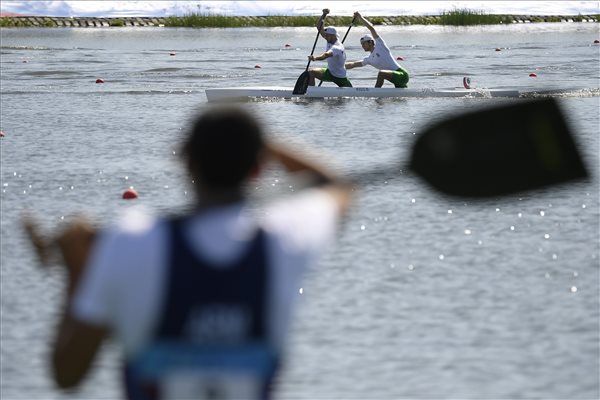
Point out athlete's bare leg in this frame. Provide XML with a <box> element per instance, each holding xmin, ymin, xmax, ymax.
<box><xmin>308</xmin><ymin>68</ymin><xmax>325</xmax><ymax>86</ymax></box>
<box><xmin>375</xmin><ymin>70</ymin><xmax>395</xmax><ymax>87</ymax></box>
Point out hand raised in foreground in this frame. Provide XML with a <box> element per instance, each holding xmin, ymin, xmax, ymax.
<box><xmin>22</xmin><ymin>213</ymin><xmax>96</xmax><ymax>297</ymax></box>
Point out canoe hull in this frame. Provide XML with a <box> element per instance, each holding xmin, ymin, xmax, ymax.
<box><xmin>205</xmin><ymin>86</ymin><xmax>521</xmax><ymax>102</ymax></box>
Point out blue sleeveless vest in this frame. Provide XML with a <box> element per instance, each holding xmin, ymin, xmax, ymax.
<box><xmin>125</xmin><ymin>218</ymin><xmax>278</xmax><ymax>400</ymax></box>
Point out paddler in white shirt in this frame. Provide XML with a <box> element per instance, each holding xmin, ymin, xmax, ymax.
<box><xmin>307</xmin><ymin>9</ymin><xmax>353</xmax><ymax>88</ymax></box>
<box><xmin>345</xmin><ymin>11</ymin><xmax>410</xmax><ymax>88</ymax></box>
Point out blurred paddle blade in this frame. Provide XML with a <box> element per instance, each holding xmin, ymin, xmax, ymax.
<box><xmin>410</xmin><ymin>98</ymin><xmax>588</xmax><ymax>197</ymax></box>
<box><xmin>292</xmin><ymin>71</ymin><xmax>309</xmax><ymax>95</ymax></box>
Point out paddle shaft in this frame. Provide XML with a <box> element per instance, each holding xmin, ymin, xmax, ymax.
<box><xmin>319</xmin><ymin>16</ymin><xmax>355</xmax><ymax>87</ymax></box>
<box><xmin>341</xmin><ymin>17</ymin><xmax>356</xmax><ymax>43</ymax></box>
<box><xmin>304</xmin><ymin>14</ymin><xmax>327</xmax><ymax>71</ymax></box>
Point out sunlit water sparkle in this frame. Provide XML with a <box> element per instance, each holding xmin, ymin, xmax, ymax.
<box><xmin>1</xmin><ymin>24</ymin><xmax>599</xmax><ymax>399</ymax></box>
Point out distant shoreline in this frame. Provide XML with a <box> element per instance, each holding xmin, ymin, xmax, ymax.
<box><xmin>1</xmin><ymin>14</ymin><xmax>598</xmax><ymax>28</ymax></box>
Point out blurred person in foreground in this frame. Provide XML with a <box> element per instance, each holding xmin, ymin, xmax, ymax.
<box><xmin>26</xmin><ymin>107</ymin><xmax>352</xmax><ymax>399</ymax></box>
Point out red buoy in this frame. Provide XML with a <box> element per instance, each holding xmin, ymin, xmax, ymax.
<box><xmin>284</xmin><ymin>44</ymin><xmax>292</xmax><ymax>48</ymax></box>
<box><xmin>396</xmin><ymin>56</ymin><xmax>404</xmax><ymax>61</ymax></box>
<box><xmin>95</xmin><ymin>78</ymin><xmax>104</xmax><ymax>84</ymax></box>
<box><xmin>495</xmin><ymin>48</ymin><xmax>502</xmax><ymax>51</ymax></box>
<box><xmin>529</xmin><ymin>73</ymin><xmax>537</xmax><ymax>77</ymax></box>
<box><xmin>169</xmin><ymin>52</ymin><xmax>176</xmax><ymax>56</ymax></box>
<box><xmin>254</xmin><ymin>65</ymin><xmax>261</xmax><ymax>69</ymax></box>
<box><xmin>22</xmin><ymin>60</ymin><xmax>28</xmax><ymax>63</ymax></box>
<box><xmin>594</xmin><ymin>39</ymin><xmax>600</xmax><ymax>44</ymax></box>
<box><xmin>122</xmin><ymin>188</ymin><xmax>138</xmax><ymax>200</ymax></box>
<box><xmin>0</xmin><ymin>131</ymin><xmax>5</xmax><ymax>138</ymax></box>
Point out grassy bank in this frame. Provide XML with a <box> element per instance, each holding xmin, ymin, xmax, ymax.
<box><xmin>163</xmin><ymin>14</ymin><xmax>355</xmax><ymax>28</ymax></box>
<box><xmin>0</xmin><ymin>17</ymin><xmax>55</xmax><ymax>27</ymax></box>
<box><xmin>439</xmin><ymin>10</ymin><xmax>513</xmax><ymax>25</ymax></box>
<box><xmin>1</xmin><ymin>11</ymin><xmax>598</xmax><ymax>28</ymax></box>
<box><xmin>162</xmin><ymin>12</ymin><xmax>470</xmax><ymax>27</ymax></box>
<box><xmin>165</xmin><ymin>9</ymin><xmax>600</xmax><ymax>28</ymax></box>
<box><xmin>159</xmin><ymin>11</ymin><xmax>600</xmax><ymax>27</ymax></box>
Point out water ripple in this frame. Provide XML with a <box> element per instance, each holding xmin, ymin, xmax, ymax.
<box><xmin>18</xmin><ymin>70</ymin><xmax>82</xmax><ymax>77</ymax></box>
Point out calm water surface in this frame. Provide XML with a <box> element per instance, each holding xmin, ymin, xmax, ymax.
<box><xmin>1</xmin><ymin>24</ymin><xmax>599</xmax><ymax>399</ymax></box>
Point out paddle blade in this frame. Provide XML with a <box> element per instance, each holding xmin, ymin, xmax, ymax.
<box><xmin>292</xmin><ymin>71</ymin><xmax>309</xmax><ymax>95</ymax></box>
<box><xmin>410</xmin><ymin>98</ymin><xmax>588</xmax><ymax>197</ymax></box>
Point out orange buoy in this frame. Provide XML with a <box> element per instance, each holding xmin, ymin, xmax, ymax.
<box><xmin>96</xmin><ymin>78</ymin><xmax>104</xmax><ymax>84</ymax></box>
<box><xmin>254</xmin><ymin>65</ymin><xmax>261</xmax><ymax>69</ymax></box>
<box><xmin>495</xmin><ymin>48</ymin><xmax>502</xmax><ymax>51</ymax></box>
<box><xmin>396</xmin><ymin>56</ymin><xmax>404</xmax><ymax>61</ymax></box>
<box><xmin>594</xmin><ymin>39</ymin><xmax>600</xmax><ymax>44</ymax></box>
<box><xmin>0</xmin><ymin>131</ymin><xmax>5</xmax><ymax>138</ymax></box>
<box><xmin>529</xmin><ymin>73</ymin><xmax>537</xmax><ymax>77</ymax></box>
<box><xmin>122</xmin><ymin>188</ymin><xmax>138</xmax><ymax>200</ymax></box>
<box><xmin>169</xmin><ymin>52</ymin><xmax>176</xmax><ymax>56</ymax></box>
<box><xmin>284</xmin><ymin>44</ymin><xmax>292</xmax><ymax>48</ymax></box>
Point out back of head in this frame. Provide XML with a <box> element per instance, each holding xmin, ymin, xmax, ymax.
<box><xmin>182</xmin><ymin>107</ymin><xmax>264</xmax><ymax>190</ymax></box>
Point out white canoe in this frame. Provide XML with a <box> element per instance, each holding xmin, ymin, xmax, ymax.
<box><xmin>205</xmin><ymin>86</ymin><xmax>521</xmax><ymax>102</ymax></box>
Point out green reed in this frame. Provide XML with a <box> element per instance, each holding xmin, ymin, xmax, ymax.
<box><xmin>0</xmin><ymin>18</ymin><xmax>29</xmax><ymax>27</ymax></box>
<box><xmin>439</xmin><ymin>9</ymin><xmax>513</xmax><ymax>25</ymax></box>
<box><xmin>0</xmin><ymin>13</ymin><xmax>596</xmax><ymax>29</ymax></box>
<box><xmin>164</xmin><ymin>13</ymin><xmax>354</xmax><ymax>28</ymax></box>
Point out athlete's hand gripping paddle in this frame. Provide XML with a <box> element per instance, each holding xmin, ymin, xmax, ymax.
<box><xmin>292</xmin><ymin>10</ymin><xmax>328</xmax><ymax>95</ymax></box>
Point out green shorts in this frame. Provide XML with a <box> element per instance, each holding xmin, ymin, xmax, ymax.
<box><xmin>321</xmin><ymin>68</ymin><xmax>353</xmax><ymax>87</ymax></box>
<box><xmin>391</xmin><ymin>68</ymin><xmax>409</xmax><ymax>88</ymax></box>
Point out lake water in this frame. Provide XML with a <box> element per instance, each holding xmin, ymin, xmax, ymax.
<box><xmin>1</xmin><ymin>24</ymin><xmax>599</xmax><ymax>399</ymax></box>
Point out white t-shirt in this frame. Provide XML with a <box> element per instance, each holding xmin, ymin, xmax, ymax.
<box><xmin>362</xmin><ymin>37</ymin><xmax>401</xmax><ymax>71</ymax></box>
<box><xmin>326</xmin><ymin>40</ymin><xmax>347</xmax><ymax>78</ymax></box>
<box><xmin>72</xmin><ymin>189</ymin><xmax>340</xmax><ymax>358</ymax></box>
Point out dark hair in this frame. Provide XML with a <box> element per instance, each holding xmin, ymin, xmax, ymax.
<box><xmin>182</xmin><ymin>107</ymin><xmax>265</xmax><ymax>189</ymax></box>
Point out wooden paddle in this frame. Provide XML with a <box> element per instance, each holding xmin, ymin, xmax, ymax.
<box><xmin>318</xmin><ymin>16</ymin><xmax>356</xmax><ymax>87</ymax></box>
<box><xmin>355</xmin><ymin>98</ymin><xmax>588</xmax><ymax>197</ymax></box>
<box><xmin>292</xmin><ymin>12</ymin><xmax>328</xmax><ymax>95</ymax></box>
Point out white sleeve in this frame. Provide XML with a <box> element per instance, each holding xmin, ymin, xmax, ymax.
<box><xmin>262</xmin><ymin>189</ymin><xmax>340</xmax><ymax>257</ymax></box>
<box><xmin>71</xmin><ymin>208</ymin><xmax>158</xmax><ymax>327</ymax></box>
<box><xmin>361</xmin><ymin>56</ymin><xmax>371</xmax><ymax>66</ymax></box>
